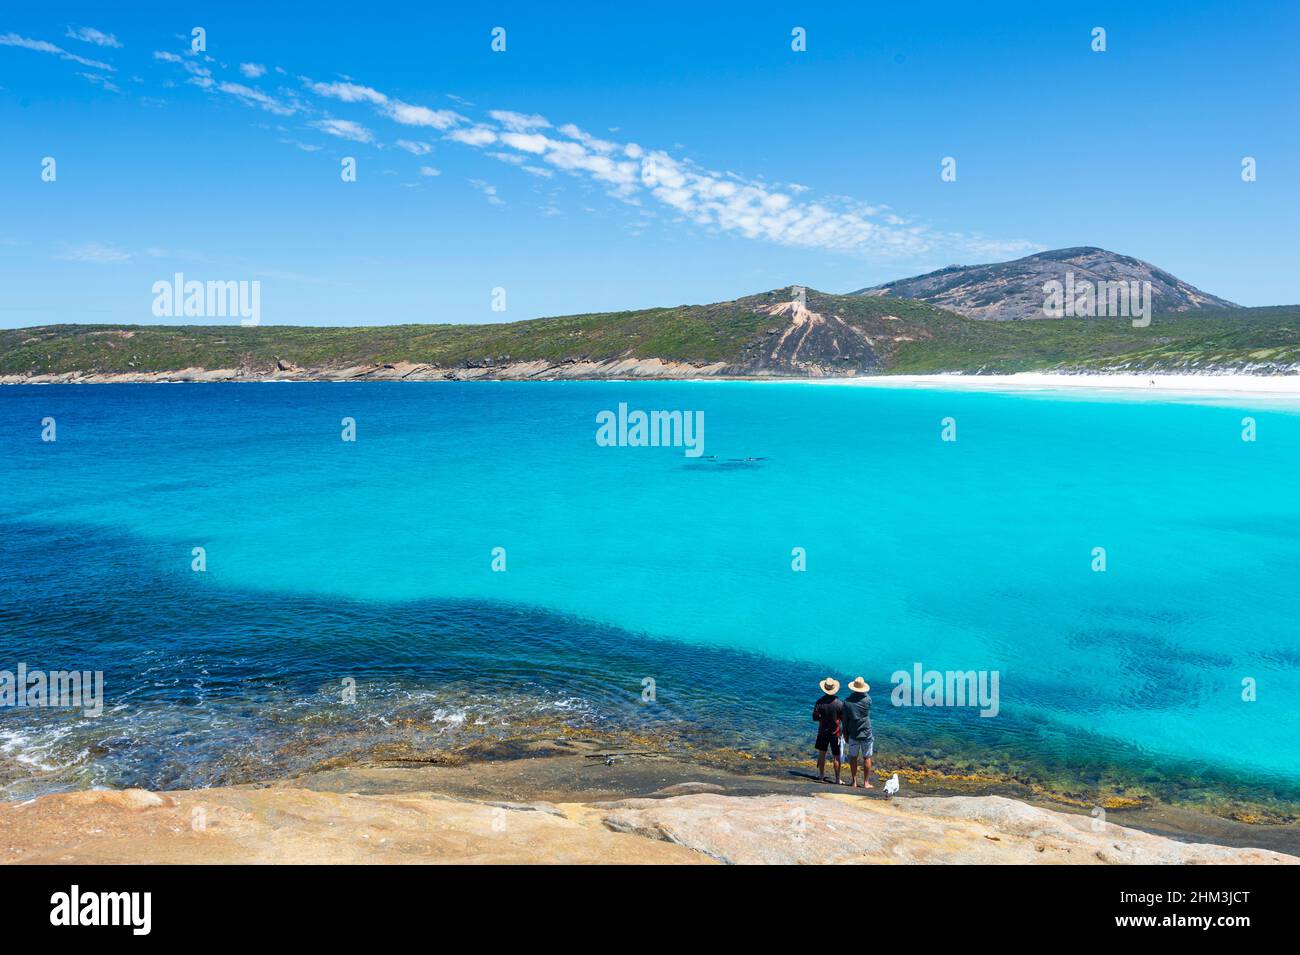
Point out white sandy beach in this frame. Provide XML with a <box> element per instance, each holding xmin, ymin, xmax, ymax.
<box><xmin>805</xmin><ymin>372</ymin><xmax>1300</xmax><ymax>400</ymax></box>
<box><xmin>10</xmin><ymin>366</ymin><xmax>1300</xmax><ymax>403</ymax></box>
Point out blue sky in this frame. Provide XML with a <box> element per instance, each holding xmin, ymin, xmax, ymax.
<box><xmin>1</xmin><ymin>1</ymin><xmax>1297</xmax><ymax>328</ymax></box>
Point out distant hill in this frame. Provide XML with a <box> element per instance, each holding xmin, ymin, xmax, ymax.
<box><xmin>3</xmin><ymin>290</ymin><xmax>1298</xmax><ymax>382</ymax></box>
<box><xmin>854</xmin><ymin>247</ymin><xmax>1240</xmax><ymax>321</ymax></box>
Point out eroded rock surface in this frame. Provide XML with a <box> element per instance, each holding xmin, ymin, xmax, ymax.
<box><xmin>599</xmin><ymin>793</ymin><xmax>1297</xmax><ymax>865</ymax></box>
<box><xmin>2</xmin><ymin>786</ymin><xmax>1293</xmax><ymax>865</ymax></box>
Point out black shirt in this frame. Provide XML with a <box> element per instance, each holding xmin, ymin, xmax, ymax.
<box><xmin>812</xmin><ymin>694</ymin><xmax>843</xmax><ymax>733</ymax></box>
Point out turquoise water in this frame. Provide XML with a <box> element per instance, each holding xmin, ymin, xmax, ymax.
<box><xmin>1</xmin><ymin>382</ymin><xmax>1298</xmax><ymax>805</ymax></box>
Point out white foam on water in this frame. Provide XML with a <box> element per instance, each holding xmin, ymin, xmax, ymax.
<box><xmin>0</xmin><ymin>726</ymin><xmax>75</xmax><ymax>772</ymax></box>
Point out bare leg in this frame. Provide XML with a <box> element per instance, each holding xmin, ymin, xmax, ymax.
<box><xmin>832</xmin><ymin>756</ymin><xmax>842</xmax><ymax>785</ymax></box>
<box><xmin>816</xmin><ymin>751</ymin><xmax>827</xmax><ymax>782</ymax></box>
<box><xmin>863</xmin><ymin>755</ymin><xmax>874</xmax><ymax>789</ymax></box>
<box><xmin>848</xmin><ymin>755</ymin><xmax>860</xmax><ymax>787</ymax></box>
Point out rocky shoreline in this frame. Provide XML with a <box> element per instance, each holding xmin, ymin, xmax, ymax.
<box><xmin>5</xmin><ymin>365</ymin><xmax>1299</xmax><ymax>389</ymax></box>
<box><xmin>0</xmin><ymin>358</ymin><xmax>738</xmax><ymax>385</ymax></box>
<box><xmin>3</xmin><ymin>747</ymin><xmax>1296</xmax><ymax>865</ymax></box>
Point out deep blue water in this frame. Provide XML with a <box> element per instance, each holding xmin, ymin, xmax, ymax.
<box><xmin>1</xmin><ymin>381</ymin><xmax>1298</xmax><ymax>808</ymax></box>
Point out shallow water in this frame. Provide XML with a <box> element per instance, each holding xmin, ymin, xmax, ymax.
<box><xmin>1</xmin><ymin>382</ymin><xmax>1297</xmax><ymax>811</ymax></box>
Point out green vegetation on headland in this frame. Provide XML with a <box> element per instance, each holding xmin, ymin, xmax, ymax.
<box><xmin>887</xmin><ymin>304</ymin><xmax>1300</xmax><ymax>374</ymax></box>
<box><xmin>3</xmin><ymin>288</ymin><xmax>1299</xmax><ymax>380</ymax></box>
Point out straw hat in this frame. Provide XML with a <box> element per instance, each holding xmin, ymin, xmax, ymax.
<box><xmin>847</xmin><ymin>676</ymin><xmax>870</xmax><ymax>693</ymax></box>
<box><xmin>818</xmin><ymin>677</ymin><xmax>840</xmax><ymax>695</ymax></box>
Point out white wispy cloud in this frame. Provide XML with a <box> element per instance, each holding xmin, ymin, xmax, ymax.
<box><xmin>418</xmin><ymin>166</ymin><xmax>441</xmax><ymax>177</ymax></box>
<box><xmin>488</xmin><ymin>110</ymin><xmax>550</xmax><ymax>132</ymax></box>
<box><xmin>216</xmin><ymin>81</ymin><xmax>295</xmax><ymax>115</ymax></box>
<box><xmin>77</xmin><ymin>72</ymin><xmax>120</xmax><ymax>93</ymax></box>
<box><xmin>0</xmin><ymin>32</ymin><xmax>114</xmax><ymax>70</ymax></box>
<box><xmin>395</xmin><ymin>139</ymin><xmax>432</xmax><ymax>155</ymax></box>
<box><xmin>154</xmin><ymin>52</ymin><xmax>299</xmax><ymax>115</ymax></box>
<box><xmin>310</xmin><ymin>117</ymin><xmax>374</xmax><ymax>142</ymax></box>
<box><xmin>66</xmin><ymin>26</ymin><xmax>121</xmax><ymax>49</ymax></box>
<box><xmin>556</xmin><ymin>123</ymin><xmax>617</xmax><ymax>154</ymax></box>
<box><xmin>304</xmin><ymin>79</ymin><xmax>387</xmax><ymax>104</ymax></box>
<box><xmin>436</xmin><ymin>110</ymin><xmax>1038</xmax><ymax>258</ymax></box>
<box><xmin>306</xmin><ymin>77</ymin><xmax>461</xmax><ymax>129</ymax></box>
<box><xmin>142</xmin><ymin>52</ymin><xmax>1041</xmax><ymax>261</ymax></box>
<box><xmin>381</xmin><ymin>100</ymin><xmax>461</xmax><ymax>129</ymax></box>
<box><xmin>498</xmin><ymin>131</ymin><xmax>550</xmax><ymax>154</ymax></box>
<box><xmin>155</xmin><ymin>51</ymin><xmax>214</xmax><ymax>88</ymax></box>
<box><xmin>468</xmin><ymin>179</ymin><xmax>503</xmax><ymax>205</ymax></box>
<box><xmin>446</xmin><ymin>125</ymin><xmax>496</xmax><ymax>147</ymax></box>
<box><xmin>489</xmin><ymin>151</ymin><xmax>552</xmax><ymax>178</ymax></box>
<box><xmin>55</xmin><ymin>241</ymin><xmax>166</xmax><ymax>264</ymax></box>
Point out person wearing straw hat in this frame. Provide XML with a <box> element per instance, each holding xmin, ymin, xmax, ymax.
<box><xmin>842</xmin><ymin>677</ymin><xmax>874</xmax><ymax>789</ymax></box>
<box><xmin>811</xmin><ymin>677</ymin><xmax>844</xmax><ymax>784</ymax></box>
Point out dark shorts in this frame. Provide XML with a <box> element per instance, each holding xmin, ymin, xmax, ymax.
<box><xmin>815</xmin><ymin>729</ymin><xmax>842</xmax><ymax>754</ymax></box>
